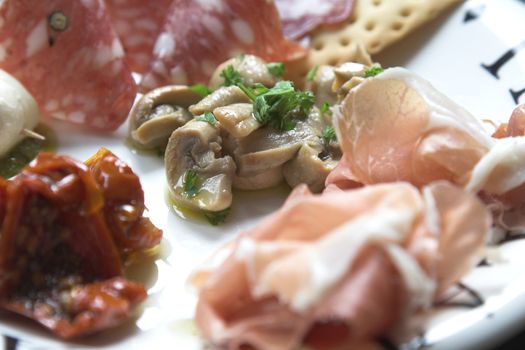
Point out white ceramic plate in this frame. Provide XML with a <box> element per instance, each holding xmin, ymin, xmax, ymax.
<box><xmin>1</xmin><ymin>0</ymin><xmax>525</xmax><ymax>349</ymax></box>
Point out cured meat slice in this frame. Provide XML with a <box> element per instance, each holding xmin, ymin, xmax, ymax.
<box><xmin>506</xmin><ymin>104</ymin><xmax>525</xmax><ymax>136</ymax></box>
<box><xmin>0</xmin><ymin>0</ymin><xmax>137</xmax><ymax>131</ymax></box>
<box><xmin>140</xmin><ymin>0</ymin><xmax>308</xmax><ymax>90</ymax></box>
<box><xmin>324</xmin><ymin>157</ymin><xmax>362</xmax><ymax>193</ymax></box>
<box><xmin>275</xmin><ymin>0</ymin><xmax>355</xmax><ymax>39</ymax></box>
<box><xmin>334</xmin><ymin>67</ymin><xmax>493</xmax><ymax>188</ymax></box>
<box><xmin>192</xmin><ymin>182</ymin><xmax>489</xmax><ymax>350</ymax></box>
<box><xmin>465</xmin><ymin>136</ymin><xmax>525</xmax><ymax>231</ymax></box>
<box><xmin>0</xmin><ymin>152</ymin><xmax>161</xmax><ymax>338</ymax></box>
<box><xmin>492</xmin><ymin>104</ymin><xmax>525</xmax><ymax>138</ymax></box>
<box><xmin>105</xmin><ymin>0</ymin><xmax>172</xmax><ymax>73</ymax></box>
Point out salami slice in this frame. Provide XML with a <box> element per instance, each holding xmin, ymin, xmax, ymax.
<box><xmin>140</xmin><ymin>0</ymin><xmax>307</xmax><ymax>90</ymax></box>
<box><xmin>0</xmin><ymin>0</ymin><xmax>137</xmax><ymax>131</ymax></box>
<box><xmin>105</xmin><ymin>0</ymin><xmax>172</xmax><ymax>74</ymax></box>
<box><xmin>276</xmin><ymin>0</ymin><xmax>355</xmax><ymax>39</ymax></box>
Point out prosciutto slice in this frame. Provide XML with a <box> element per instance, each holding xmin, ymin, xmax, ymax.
<box><xmin>192</xmin><ymin>182</ymin><xmax>489</xmax><ymax>350</ymax></box>
<box><xmin>140</xmin><ymin>0</ymin><xmax>307</xmax><ymax>90</ymax></box>
<box><xmin>105</xmin><ymin>0</ymin><xmax>172</xmax><ymax>73</ymax></box>
<box><xmin>465</xmin><ymin>136</ymin><xmax>525</xmax><ymax>231</ymax></box>
<box><xmin>492</xmin><ymin>103</ymin><xmax>525</xmax><ymax>138</ymax></box>
<box><xmin>275</xmin><ymin>0</ymin><xmax>355</xmax><ymax>40</ymax></box>
<box><xmin>332</xmin><ymin>68</ymin><xmax>494</xmax><ymax>188</ymax></box>
<box><xmin>0</xmin><ymin>0</ymin><xmax>137</xmax><ymax>131</ymax></box>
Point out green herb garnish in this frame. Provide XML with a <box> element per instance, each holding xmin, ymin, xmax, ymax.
<box><xmin>322</xmin><ymin>126</ymin><xmax>336</xmax><ymax>143</ymax></box>
<box><xmin>189</xmin><ymin>83</ymin><xmax>213</xmax><ymax>96</ymax></box>
<box><xmin>320</xmin><ymin>102</ymin><xmax>331</xmax><ymax>115</ymax></box>
<box><xmin>156</xmin><ymin>148</ymin><xmax>165</xmax><ymax>158</ymax></box>
<box><xmin>364</xmin><ymin>65</ymin><xmax>384</xmax><ymax>77</ymax></box>
<box><xmin>183</xmin><ymin>170</ymin><xmax>199</xmax><ymax>198</ymax></box>
<box><xmin>306</xmin><ymin>65</ymin><xmax>318</xmax><ymax>81</ymax></box>
<box><xmin>221</xmin><ymin>65</ymin><xmax>315</xmax><ymax>131</ymax></box>
<box><xmin>221</xmin><ymin>65</ymin><xmax>244</xmax><ymax>87</ymax></box>
<box><xmin>252</xmin><ymin>81</ymin><xmax>315</xmax><ymax>131</ymax></box>
<box><xmin>205</xmin><ymin>207</ymin><xmax>231</xmax><ymax>226</ymax></box>
<box><xmin>238</xmin><ymin>53</ymin><xmax>246</xmax><ymax>61</ymax></box>
<box><xmin>0</xmin><ymin>125</ymin><xmax>56</xmax><ymax>179</ymax></box>
<box><xmin>266</xmin><ymin>62</ymin><xmax>285</xmax><ymax>77</ymax></box>
<box><xmin>195</xmin><ymin>112</ymin><xmax>217</xmax><ymax>126</ymax></box>
<box><xmin>252</xmin><ymin>83</ymin><xmax>269</xmax><ymax>96</ymax></box>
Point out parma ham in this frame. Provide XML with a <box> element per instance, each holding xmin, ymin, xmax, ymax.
<box><xmin>0</xmin><ymin>0</ymin><xmax>137</xmax><ymax>131</ymax></box>
<box><xmin>275</xmin><ymin>0</ymin><xmax>355</xmax><ymax>39</ymax></box>
<box><xmin>140</xmin><ymin>0</ymin><xmax>307</xmax><ymax>90</ymax></box>
<box><xmin>332</xmin><ymin>67</ymin><xmax>493</xmax><ymax>188</ymax></box>
<box><xmin>192</xmin><ymin>182</ymin><xmax>489</xmax><ymax>350</ymax></box>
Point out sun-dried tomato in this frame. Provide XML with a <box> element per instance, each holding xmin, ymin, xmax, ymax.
<box><xmin>0</xmin><ymin>151</ymin><xmax>162</xmax><ymax>338</ymax></box>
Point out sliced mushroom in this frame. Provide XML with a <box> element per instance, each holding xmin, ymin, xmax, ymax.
<box><xmin>233</xmin><ymin>166</ymin><xmax>284</xmax><ymax>190</ymax></box>
<box><xmin>165</xmin><ymin>120</ymin><xmax>236</xmax><ymax>212</ymax></box>
<box><xmin>209</xmin><ymin>55</ymin><xmax>278</xmax><ymax>90</ymax></box>
<box><xmin>305</xmin><ymin>65</ymin><xmax>337</xmax><ymax>107</ymax></box>
<box><xmin>129</xmin><ymin>85</ymin><xmax>203</xmax><ymax>149</ymax></box>
<box><xmin>213</xmin><ymin>103</ymin><xmax>261</xmax><ymax>138</ymax></box>
<box><xmin>228</xmin><ymin>110</ymin><xmax>325</xmax><ymax>176</ymax></box>
<box><xmin>189</xmin><ymin>86</ymin><xmax>250</xmax><ymax>116</ymax></box>
<box><xmin>283</xmin><ymin>142</ymin><xmax>339</xmax><ymax>193</ymax></box>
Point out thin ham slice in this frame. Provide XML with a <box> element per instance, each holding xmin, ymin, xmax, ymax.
<box><xmin>332</xmin><ymin>68</ymin><xmax>493</xmax><ymax>189</ymax></box>
<box><xmin>275</xmin><ymin>0</ymin><xmax>355</xmax><ymax>40</ymax></box>
<box><xmin>492</xmin><ymin>103</ymin><xmax>525</xmax><ymax>138</ymax></box>
<box><xmin>0</xmin><ymin>0</ymin><xmax>137</xmax><ymax>131</ymax></box>
<box><xmin>465</xmin><ymin>136</ymin><xmax>525</xmax><ymax>231</ymax></box>
<box><xmin>140</xmin><ymin>0</ymin><xmax>307</xmax><ymax>90</ymax></box>
<box><xmin>105</xmin><ymin>0</ymin><xmax>172</xmax><ymax>74</ymax></box>
<box><xmin>192</xmin><ymin>182</ymin><xmax>489</xmax><ymax>350</ymax></box>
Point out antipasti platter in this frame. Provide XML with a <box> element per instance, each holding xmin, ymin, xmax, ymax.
<box><xmin>0</xmin><ymin>0</ymin><xmax>524</xmax><ymax>349</ymax></box>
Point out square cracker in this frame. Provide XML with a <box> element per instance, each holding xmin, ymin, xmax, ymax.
<box><xmin>285</xmin><ymin>0</ymin><xmax>463</xmax><ymax>86</ymax></box>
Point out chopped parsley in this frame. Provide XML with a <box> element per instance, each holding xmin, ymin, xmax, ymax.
<box><xmin>205</xmin><ymin>208</ymin><xmax>231</xmax><ymax>226</ymax></box>
<box><xmin>195</xmin><ymin>112</ymin><xmax>217</xmax><ymax>126</ymax></box>
<box><xmin>252</xmin><ymin>83</ymin><xmax>269</xmax><ymax>96</ymax></box>
<box><xmin>364</xmin><ymin>65</ymin><xmax>384</xmax><ymax>77</ymax></box>
<box><xmin>266</xmin><ymin>62</ymin><xmax>285</xmax><ymax>77</ymax></box>
<box><xmin>322</xmin><ymin>126</ymin><xmax>337</xmax><ymax>143</ymax></box>
<box><xmin>156</xmin><ymin>147</ymin><xmax>165</xmax><ymax>158</ymax></box>
<box><xmin>320</xmin><ymin>102</ymin><xmax>332</xmax><ymax>115</ymax></box>
<box><xmin>221</xmin><ymin>65</ymin><xmax>244</xmax><ymax>87</ymax></box>
<box><xmin>189</xmin><ymin>83</ymin><xmax>213</xmax><ymax>96</ymax></box>
<box><xmin>253</xmin><ymin>81</ymin><xmax>315</xmax><ymax>131</ymax></box>
<box><xmin>306</xmin><ymin>65</ymin><xmax>318</xmax><ymax>81</ymax></box>
<box><xmin>182</xmin><ymin>170</ymin><xmax>199</xmax><ymax>198</ymax></box>
<box><xmin>220</xmin><ymin>66</ymin><xmax>315</xmax><ymax>131</ymax></box>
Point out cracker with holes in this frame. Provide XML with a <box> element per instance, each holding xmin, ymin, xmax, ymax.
<box><xmin>285</xmin><ymin>0</ymin><xmax>463</xmax><ymax>86</ymax></box>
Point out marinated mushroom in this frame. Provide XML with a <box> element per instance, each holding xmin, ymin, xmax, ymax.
<box><xmin>162</xmin><ymin>55</ymin><xmax>349</xmax><ymax>218</ymax></box>
<box><xmin>213</xmin><ymin>103</ymin><xmax>261</xmax><ymax>138</ymax></box>
<box><xmin>129</xmin><ymin>85</ymin><xmax>202</xmax><ymax>149</ymax></box>
<box><xmin>233</xmin><ymin>166</ymin><xmax>284</xmax><ymax>190</ymax></box>
<box><xmin>306</xmin><ymin>61</ymin><xmax>377</xmax><ymax>107</ymax></box>
<box><xmin>189</xmin><ymin>86</ymin><xmax>251</xmax><ymax>116</ymax></box>
<box><xmin>305</xmin><ymin>65</ymin><xmax>337</xmax><ymax>106</ymax></box>
<box><xmin>0</xmin><ymin>70</ymin><xmax>40</xmax><ymax>157</ymax></box>
<box><xmin>228</xmin><ymin>109</ymin><xmax>326</xmax><ymax>176</ymax></box>
<box><xmin>333</xmin><ymin>62</ymin><xmax>368</xmax><ymax>98</ymax></box>
<box><xmin>165</xmin><ymin>120</ymin><xmax>236</xmax><ymax>212</ymax></box>
<box><xmin>283</xmin><ymin>142</ymin><xmax>339</xmax><ymax>193</ymax></box>
<box><xmin>209</xmin><ymin>55</ymin><xmax>278</xmax><ymax>90</ymax></box>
